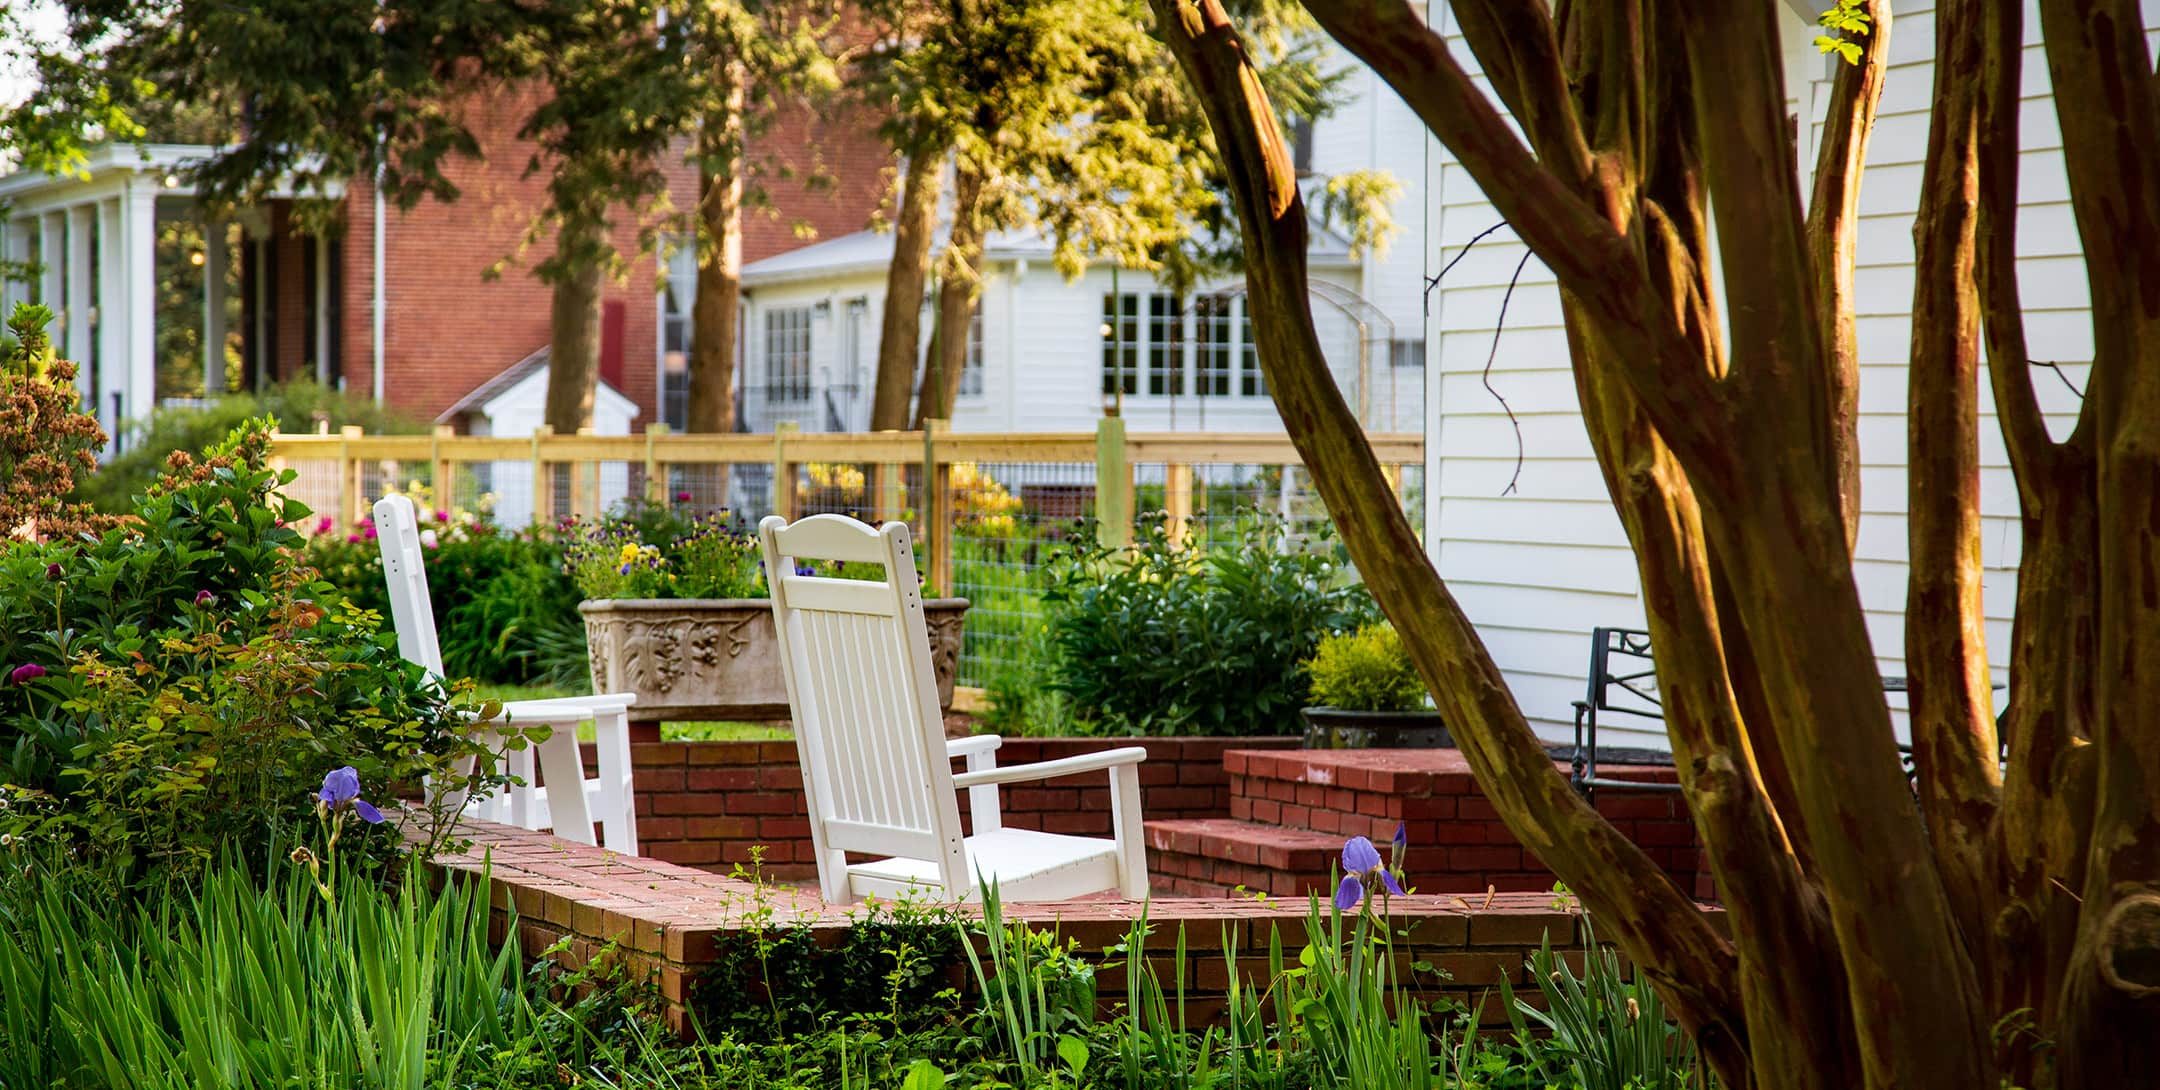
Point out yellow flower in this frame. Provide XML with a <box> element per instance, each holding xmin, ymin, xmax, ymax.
<box><xmin>619</xmin><ymin>543</ymin><xmax>640</xmax><ymax>564</ymax></box>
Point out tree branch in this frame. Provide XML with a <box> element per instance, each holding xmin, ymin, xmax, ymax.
<box><xmin>1148</xmin><ymin>0</ymin><xmax>1750</xmax><ymax>1076</ymax></box>
<box><xmin>1805</xmin><ymin>0</ymin><xmax>1890</xmax><ymax>551</ymax></box>
<box><xmin>1303</xmin><ymin>0</ymin><xmax>1731</xmax><ymax>470</ymax></box>
<box><xmin>1902</xmin><ymin>0</ymin><xmax>2003</xmax><ymax>959</ymax></box>
<box><xmin>1449</xmin><ymin>0</ymin><xmax>1594</xmax><ymax>186</ymax></box>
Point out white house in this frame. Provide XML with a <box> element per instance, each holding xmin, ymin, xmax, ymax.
<box><xmin>734</xmin><ymin>49</ymin><xmax>1437</xmax><ymax>438</ymax></box>
<box><xmin>1420</xmin><ymin>0</ymin><xmax>2102</xmax><ymax>744</ymax></box>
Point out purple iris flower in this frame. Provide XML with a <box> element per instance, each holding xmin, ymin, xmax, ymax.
<box><xmin>318</xmin><ymin>766</ymin><xmax>386</xmax><ymax>824</ymax></box>
<box><xmin>1392</xmin><ymin>823</ymin><xmax>1408</xmax><ymax>854</ymax></box>
<box><xmin>1333</xmin><ymin>834</ymin><xmax>1405</xmax><ymax>912</ymax></box>
<box><xmin>8</xmin><ymin>663</ymin><xmax>45</xmax><ymax>685</ymax></box>
<box><xmin>1334</xmin><ymin>872</ymin><xmax>1365</xmax><ymax>911</ymax></box>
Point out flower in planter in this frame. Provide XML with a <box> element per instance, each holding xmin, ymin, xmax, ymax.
<box><xmin>1333</xmin><ymin>833</ymin><xmax>1405</xmax><ymax>912</ymax></box>
<box><xmin>8</xmin><ymin>663</ymin><xmax>45</xmax><ymax>685</ymax></box>
<box><xmin>317</xmin><ymin>766</ymin><xmax>385</xmax><ymax>824</ymax></box>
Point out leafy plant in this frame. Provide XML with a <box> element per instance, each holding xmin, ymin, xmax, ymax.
<box><xmin>0</xmin><ymin>303</ymin><xmax>113</xmax><ymax>539</ymax></box>
<box><xmin>1042</xmin><ymin>513</ymin><xmax>1378</xmax><ymax>735</ymax></box>
<box><xmin>0</xmin><ymin>418</ymin><xmax>506</xmax><ymax>893</ymax></box>
<box><xmin>1305</xmin><ymin>622</ymin><xmax>1427</xmax><ymax>712</ymax></box>
<box><xmin>1502</xmin><ymin>919</ymin><xmax>1705</xmax><ymax>1090</ymax></box>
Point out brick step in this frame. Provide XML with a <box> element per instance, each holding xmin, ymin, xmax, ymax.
<box><xmin>1211</xmin><ymin>747</ymin><xmax>1706</xmax><ymax>900</ymax></box>
<box><xmin>1143</xmin><ymin>818</ymin><xmax>1344</xmax><ymax>898</ymax></box>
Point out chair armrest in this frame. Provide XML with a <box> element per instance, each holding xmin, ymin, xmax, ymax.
<box><xmin>946</xmin><ymin>734</ymin><xmax>1003</xmax><ymax>759</ymax></box>
<box><xmin>951</xmin><ymin>747</ymin><xmax>1147</xmax><ymax>789</ymax></box>
<box><xmin>503</xmin><ymin>692</ymin><xmax>638</xmax><ymax>714</ymax></box>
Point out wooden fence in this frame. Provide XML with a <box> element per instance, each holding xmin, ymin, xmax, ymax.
<box><xmin>269</xmin><ymin>418</ymin><xmax>1424</xmax><ymax>594</ymax></box>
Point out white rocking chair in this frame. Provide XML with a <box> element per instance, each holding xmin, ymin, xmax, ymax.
<box><xmin>758</xmin><ymin>513</ymin><xmax>1150</xmax><ymax>903</ymax></box>
<box><xmin>374</xmin><ymin>494</ymin><xmax>641</xmax><ymax>853</ymax></box>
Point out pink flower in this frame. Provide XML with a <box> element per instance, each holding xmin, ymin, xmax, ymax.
<box><xmin>194</xmin><ymin>590</ymin><xmax>217</xmax><ymax>607</ymax></box>
<box><xmin>419</xmin><ymin>529</ymin><xmax>439</xmax><ymax>549</ymax></box>
<box><xmin>8</xmin><ymin>664</ymin><xmax>45</xmax><ymax>685</ymax></box>
<box><xmin>316</xmin><ymin>516</ymin><xmax>335</xmax><ymax>534</ymax></box>
<box><xmin>363</xmin><ymin>525</ymin><xmax>378</xmax><ymax>541</ymax></box>
<box><xmin>346</xmin><ymin>534</ymin><xmax>361</xmax><ymax>544</ymax></box>
<box><xmin>435</xmin><ymin>510</ymin><xmax>449</xmax><ymax>523</ymax></box>
<box><xmin>675</xmin><ymin>490</ymin><xmax>692</xmax><ymax>503</ymax></box>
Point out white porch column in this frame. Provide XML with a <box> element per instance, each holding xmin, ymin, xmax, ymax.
<box><xmin>124</xmin><ymin>178</ymin><xmax>156</xmax><ymax>429</ymax></box>
<box><xmin>201</xmin><ymin>219</ymin><xmax>228</xmax><ymax>395</ymax></box>
<box><xmin>0</xmin><ymin>219</ymin><xmax>24</xmax><ymax>314</ymax></box>
<box><xmin>96</xmin><ymin>198</ymin><xmax>124</xmax><ymax>440</ymax></box>
<box><xmin>37</xmin><ymin>211</ymin><xmax>61</xmax><ymax>311</ymax></box>
<box><xmin>64</xmin><ymin>205</ymin><xmax>92</xmax><ymax>386</ymax></box>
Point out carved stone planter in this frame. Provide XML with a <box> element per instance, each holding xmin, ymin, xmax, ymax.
<box><xmin>581</xmin><ymin>598</ymin><xmax>971</xmax><ymax>722</ymax></box>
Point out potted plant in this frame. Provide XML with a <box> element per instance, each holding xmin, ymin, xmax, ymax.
<box><xmin>1300</xmin><ymin>622</ymin><xmax>1449</xmax><ymax>748</ymax></box>
<box><xmin>571</xmin><ymin>511</ymin><xmax>969</xmax><ymax>722</ymax></box>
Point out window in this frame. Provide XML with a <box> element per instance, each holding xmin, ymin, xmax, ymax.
<box><xmin>660</xmin><ymin>241</ymin><xmax>695</xmax><ymax>429</ymax></box>
<box><xmin>1389</xmin><ymin>338</ymin><xmax>1426</xmax><ymax>370</ymax></box>
<box><xmin>1239</xmin><ymin>301</ymin><xmax>1266</xmax><ymax>396</ymax></box>
<box><xmin>1194</xmin><ymin>293</ymin><xmax>1234</xmax><ymax>396</ymax></box>
<box><xmin>1147</xmin><ymin>293</ymin><xmax>1184</xmax><ymax>395</ymax></box>
<box><xmin>764</xmin><ymin>306</ymin><xmax>813</xmax><ymax>402</ymax></box>
<box><xmin>1291</xmin><ymin>115</ymin><xmax>1315</xmax><ymax>175</ymax></box>
<box><xmin>1102</xmin><ymin>290</ymin><xmax>1269</xmax><ymax>399</ymax></box>
<box><xmin>960</xmin><ymin>303</ymin><xmax>984</xmax><ymax>397</ymax></box>
<box><xmin>1101</xmin><ymin>293</ymin><xmax>1140</xmax><ymax>396</ymax></box>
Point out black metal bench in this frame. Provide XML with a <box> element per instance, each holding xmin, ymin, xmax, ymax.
<box><xmin>1564</xmin><ymin>627</ymin><xmax>1989</xmax><ymax>802</ymax></box>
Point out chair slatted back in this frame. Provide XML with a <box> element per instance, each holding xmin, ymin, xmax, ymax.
<box><xmin>373</xmin><ymin>494</ymin><xmax>446</xmax><ymax>678</ymax></box>
<box><xmin>758</xmin><ymin>514</ymin><xmax>967</xmax><ymax>898</ymax></box>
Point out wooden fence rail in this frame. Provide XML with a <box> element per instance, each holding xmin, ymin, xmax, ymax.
<box><xmin>269</xmin><ymin>418</ymin><xmax>1425</xmax><ymax>595</ymax></box>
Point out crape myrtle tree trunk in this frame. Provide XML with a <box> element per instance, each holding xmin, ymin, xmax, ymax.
<box><xmin>1153</xmin><ymin>0</ymin><xmax>2160</xmax><ymax>1087</ymax></box>
<box><xmin>544</xmin><ymin>209</ymin><xmax>609</xmax><ymax>434</ymax></box>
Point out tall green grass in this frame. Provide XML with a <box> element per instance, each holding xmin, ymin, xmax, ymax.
<box><xmin>0</xmin><ymin>857</ymin><xmax>534</xmax><ymax>1090</ymax></box>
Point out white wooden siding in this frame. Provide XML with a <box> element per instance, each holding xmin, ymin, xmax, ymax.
<box><xmin>1423</xmin><ymin>1</ymin><xmax>2147</xmax><ymax>744</ymax></box>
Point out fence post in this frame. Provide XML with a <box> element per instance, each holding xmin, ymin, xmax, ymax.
<box><xmin>643</xmin><ymin>422</ymin><xmax>669</xmax><ymax>506</ymax></box>
<box><xmin>573</xmin><ymin>425</ymin><xmax>600</xmax><ymax>520</ymax></box>
<box><xmin>874</xmin><ymin>454</ymin><xmax>904</xmax><ymax>525</ymax></box>
<box><xmin>431</xmin><ymin>424</ymin><xmax>455</xmax><ymax>513</ymax></box>
<box><xmin>1095</xmin><ymin>415</ymin><xmax>1131</xmax><ymax>547</ymax></box>
<box><xmin>1163</xmin><ymin>462</ymin><xmax>1193</xmax><ymax>548</ymax></box>
<box><xmin>773</xmin><ymin>421</ymin><xmax>800</xmax><ymax>521</ymax></box>
<box><xmin>530</xmin><ymin>425</ymin><xmax>553</xmax><ymax>526</ymax></box>
<box><xmin>923</xmin><ymin>418</ymin><xmax>953</xmax><ymax>594</ymax></box>
<box><xmin>339</xmin><ymin>425</ymin><xmax>366</xmax><ymax>527</ymax></box>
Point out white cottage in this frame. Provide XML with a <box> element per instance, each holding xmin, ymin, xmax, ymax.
<box><xmin>735</xmin><ymin>49</ymin><xmax>1438</xmax><ymax>437</ymax></box>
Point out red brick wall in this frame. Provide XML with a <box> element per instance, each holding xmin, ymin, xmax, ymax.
<box><xmin>336</xmin><ymin>82</ymin><xmax>891</xmax><ymax>426</ymax></box>
<box><xmin>606</xmin><ymin>737</ymin><xmax>1301</xmax><ymax>878</ymax></box>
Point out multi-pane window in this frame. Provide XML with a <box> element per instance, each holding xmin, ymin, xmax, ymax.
<box><xmin>1103</xmin><ymin>290</ymin><xmax>1268</xmax><ymax>399</ymax></box>
<box><xmin>1100</xmin><ymin>293</ymin><xmax>1141</xmax><ymax>396</ymax></box>
<box><xmin>1193</xmin><ymin>293</ymin><xmax>1234</xmax><ymax>396</ymax></box>
<box><xmin>660</xmin><ymin>240</ymin><xmax>696</xmax><ymax>429</ymax></box>
<box><xmin>1147</xmin><ymin>294</ymin><xmax>1184</xmax><ymax>395</ymax></box>
<box><xmin>764</xmin><ymin>306</ymin><xmax>813</xmax><ymax>402</ymax></box>
<box><xmin>961</xmin><ymin>304</ymin><xmax>984</xmax><ymax>397</ymax></box>
<box><xmin>1389</xmin><ymin>338</ymin><xmax>1426</xmax><ymax>369</ymax></box>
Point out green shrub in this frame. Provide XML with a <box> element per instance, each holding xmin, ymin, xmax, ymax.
<box><xmin>1305</xmin><ymin>623</ymin><xmax>1427</xmax><ymax>712</ymax></box>
<box><xmin>76</xmin><ymin>379</ymin><xmax>422</xmax><ymax>514</ymax></box>
<box><xmin>0</xmin><ymin>418</ymin><xmax>504</xmax><ymax>893</ymax></box>
<box><xmin>310</xmin><ymin>522</ymin><xmax>586</xmax><ymax>687</ymax></box>
<box><xmin>1041</xmin><ymin>515</ymin><xmax>1378</xmax><ymax>736</ymax></box>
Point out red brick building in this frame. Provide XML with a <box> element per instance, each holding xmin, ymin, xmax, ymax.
<box><xmin>0</xmin><ymin>83</ymin><xmax>891</xmax><ymax>440</ymax></box>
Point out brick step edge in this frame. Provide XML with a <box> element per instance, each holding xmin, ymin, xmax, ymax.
<box><xmin>1144</xmin><ymin>818</ymin><xmax>1345</xmax><ymax>899</ymax></box>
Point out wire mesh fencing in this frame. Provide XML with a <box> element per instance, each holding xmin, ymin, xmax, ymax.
<box><xmin>267</xmin><ymin>423</ymin><xmax>1426</xmax><ymax>691</ymax></box>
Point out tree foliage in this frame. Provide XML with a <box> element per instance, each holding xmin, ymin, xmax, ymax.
<box><xmin>1154</xmin><ymin>0</ymin><xmax>2160</xmax><ymax>1088</ymax></box>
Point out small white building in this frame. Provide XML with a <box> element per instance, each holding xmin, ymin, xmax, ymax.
<box><xmin>736</xmin><ymin>53</ymin><xmax>1437</xmax><ymax>437</ymax></box>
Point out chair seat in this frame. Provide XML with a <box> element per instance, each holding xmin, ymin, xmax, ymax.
<box><xmin>847</xmin><ymin>827</ymin><xmax>1121</xmax><ymax>902</ymax></box>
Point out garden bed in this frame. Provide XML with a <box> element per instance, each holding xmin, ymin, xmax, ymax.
<box><xmin>425</xmin><ymin>817</ymin><xmax>1724</xmax><ymax>1035</ymax></box>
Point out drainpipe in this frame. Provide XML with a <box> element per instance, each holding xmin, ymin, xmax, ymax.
<box><xmin>371</xmin><ymin>163</ymin><xmax>385</xmax><ymax>404</ymax></box>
